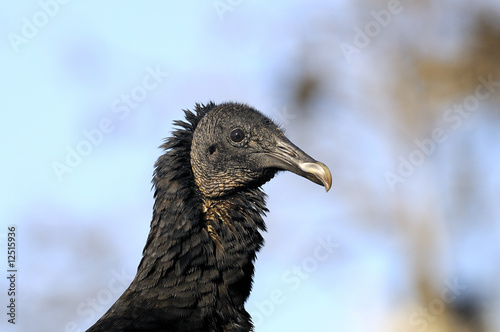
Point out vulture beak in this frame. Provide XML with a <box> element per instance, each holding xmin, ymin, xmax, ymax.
<box><xmin>262</xmin><ymin>136</ymin><xmax>332</xmax><ymax>192</ymax></box>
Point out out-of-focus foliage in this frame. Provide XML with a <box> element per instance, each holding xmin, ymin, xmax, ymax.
<box><xmin>1</xmin><ymin>1</ymin><xmax>498</xmax><ymax>332</ymax></box>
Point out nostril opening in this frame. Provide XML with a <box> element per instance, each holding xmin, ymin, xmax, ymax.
<box><xmin>278</xmin><ymin>145</ymin><xmax>297</xmax><ymax>158</ymax></box>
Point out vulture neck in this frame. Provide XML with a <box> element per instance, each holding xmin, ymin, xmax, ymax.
<box><xmin>136</xmin><ymin>165</ymin><xmax>269</xmax><ymax>293</ymax></box>
<box><xmin>129</xmin><ymin>117</ymin><xmax>269</xmax><ymax>328</ymax></box>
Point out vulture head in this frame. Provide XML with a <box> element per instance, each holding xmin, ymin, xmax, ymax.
<box><xmin>190</xmin><ymin>102</ymin><xmax>331</xmax><ymax>198</ymax></box>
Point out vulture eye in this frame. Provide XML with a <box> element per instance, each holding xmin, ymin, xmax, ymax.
<box><xmin>230</xmin><ymin>129</ymin><xmax>245</xmax><ymax>142</ymax></box>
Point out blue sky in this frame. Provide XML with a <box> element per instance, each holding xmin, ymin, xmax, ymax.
<box><xmin>1</xmin><ymin>1</ymin><xmax>500</xmax><ymax>331</ymax></box>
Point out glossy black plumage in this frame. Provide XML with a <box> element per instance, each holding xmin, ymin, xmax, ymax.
<box><xmin>86</xmin><ymin>102</ymin><xmax>331</xmax><ymax>332</ymax></box>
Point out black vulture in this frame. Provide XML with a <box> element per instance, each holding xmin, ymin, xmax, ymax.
<box><xmin>86</xmin><ymin>102</ymin><xmax>331</xmax><ymax>332</ymax></box>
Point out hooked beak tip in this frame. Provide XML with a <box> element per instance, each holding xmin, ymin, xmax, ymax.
<box><xmin>299</xmin><ymin>161</ymin><xmax>332</xmax><ymax>192</ymax></box>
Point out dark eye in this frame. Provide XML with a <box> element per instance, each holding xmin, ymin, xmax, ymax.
<box><xmin>230</xmin><ymin>129</ymin><xmax>245</xmax><ymax>142</ymax></box>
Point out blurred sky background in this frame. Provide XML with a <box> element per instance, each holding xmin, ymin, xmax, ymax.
<box><xmin>1</xmin><ymin>1</ymin><xmax>500</xmax><ymax>331</ymax></box>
